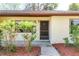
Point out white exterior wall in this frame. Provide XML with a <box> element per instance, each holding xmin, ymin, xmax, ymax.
<box><xmin>2</xmin><ymin>16</ymin><xmax>79</xmax><ymax>45</ymax></box>
<box><xmin>49</xmin><ymin>16</ymin><xmax>79</xmax><ymax>44</ymax></box>
<box><xmin>49</xmin><ymin>16</ymin><xmax>69</xmax><ymax>44</ymax></box>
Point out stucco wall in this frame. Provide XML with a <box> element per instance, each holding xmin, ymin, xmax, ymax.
<box><xmin>0</xmin><ymin>16</ymin><xmax>50</xmax><ymax>41</ymax></box>
<box><xmin>1</xmin><ymin>16</ymin><xmax>79</xmax><ymax>44</ymax></box>
<box><xmin>50</xmin><ymin>16</ymin><xmax>79</xmax><ymax>44</ymax></box>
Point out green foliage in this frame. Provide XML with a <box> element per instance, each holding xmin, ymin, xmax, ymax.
<box><xmin>7</xmin><ymin>44</ymin><xmax>16</xmax><ymax>52</ymax></box>
<box><xmin>0</xmin><ymin>20</ymin><xmax>16</xmax><ymax>52</ymax></box>
<box><xmin>0</xmin><ymin>20</ymin><xmax>15</xmax><ymax>32</ymax></box>
<box><xmin>70</xmin><ymin>24</ymin><xmax>79</xmax><ymax>39</ymax></box>
<box><xmin>69</xmin><ymin>23</ymin><xmax>79</xmax><ymax>48</ymax></box>
<box><xmin>23</xmin><ymin>33</ymin><xmax>36</xmax><ymax>52</ymax></box>
<box><xmin>0</xmin><ymin>3</ymin><xmax>58</xmax><ymax>11</ymax></box>
<box><xmin>0</xmin><ymin>28</ymin><xmax>3</xmax><ymax>46</ymax></box>
<box><xmin>18</xmin><ymin>21</ymin><xmax>36</xmax><ymax>32</ymax></box>
<box><xmin>41</xmin><ymin>3</ymin><xmax>58</xmax><ymax>10</ymax></box>
<box><xmin>23</xmin><ymin>33</ymin><xmax>36</xmax><ymax>42</ymax></box>
<box><xmin>22</xmin><ymin>21</ymin><xmax>36</xmax><ymax>52</ymax></box>
<box><xmin>73</xmin><ymin>36</ymin><xmax>79</xmax><ymax>48</ymax></box>
<box><xmin>31</xmin><ymin>34</ymin><xmax>36</xmax><ymax>41</ymax></box>
<box><xmin>0</xmin><ymin>20</ymin><xmax>36</xmax><ymax>52</ymax></box>
<box><xmin>69</xmin><ymin>3</ymin><xmax>79</xmax><ymax>11</ymax></box>
<box><xmin>23</xmin><ymin>34</ymin><xmax>35</xmax><ymax>52</ymax></box>
<box><xmin>63</xmin><ymin>37</ymin><xmax>69</xmax><ymax>46</ymax></box>
<box><xmin>64</xmin><ymin>23</ymin><xmax>79</xmax><ymax>47</ymax></box>
<box><xmin>24</xmin><ymin>3</ymin><xmax>58</xmax><ymax>11</ymax></box>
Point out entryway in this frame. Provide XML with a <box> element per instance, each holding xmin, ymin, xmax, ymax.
<box><xmin>40</xmin><ymin>21</ymin><xmax>49</xmax><ymax>40</ymax></box>
<box><xmin>32</xmin><ymin>40</ymin><xmax>60</xmax><ymax>56</ymax></box>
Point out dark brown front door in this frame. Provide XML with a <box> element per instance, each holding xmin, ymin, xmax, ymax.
<box><xmin>40</xmin><ymin>21</ymin><xmax>49</xmax><ymax>40</ymax></box>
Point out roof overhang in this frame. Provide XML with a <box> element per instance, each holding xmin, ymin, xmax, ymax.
<box><xmin>0</xmin><ymin>10</ymin><xmax>79</xmax><ymax>16</ymax></box>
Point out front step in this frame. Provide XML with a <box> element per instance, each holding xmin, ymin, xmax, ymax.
<box><xmin>32</xmin><ymin>40</ymin><xmax>51</xmax><ymax>47</ymax></box>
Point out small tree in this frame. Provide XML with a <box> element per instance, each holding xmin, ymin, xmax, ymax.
<box><xmin>24</xmin><ymin>3</ymin><xmax>58</xmax><ymax>11</ymax></box>
<box><xmin>0</xmin><ymin>20</ymin><xmax>16</xmax><ymax>52</ymax></box>
<box><xmin>23</xmin><ymin>33</ymin><xmax>36</xmax><ymax>52</ymax></box>
<box><xmin>20</xmin><ymin>21</ymin><xmax>36</xmax><ymax>52</ymax></box>
<box><xmin>69</xmin><ymin>3</ymin><xmax>79</xmax><ymax>11</ymax></box>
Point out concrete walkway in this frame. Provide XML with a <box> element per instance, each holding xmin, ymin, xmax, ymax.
<box><xmin>14</xmin><ymin>40</ymin><xmax>60</xmax><ymax>56</ymax></box>
<box><xmin>40</xmin><ymin>45</ymin><xmax>60</xmax><ymax>56</ymax></box>
<box><xmin>32</xmin><ymin>41</ymin><xmax>60</xmax><ymax>56</ymax></box>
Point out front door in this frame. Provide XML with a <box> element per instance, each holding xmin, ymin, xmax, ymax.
<box><xmin>40</xmin><ymin>21</ymin><xmax>49</xmax><ymax>40</ymax></box>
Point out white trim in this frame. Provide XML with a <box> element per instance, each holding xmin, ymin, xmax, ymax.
<box><xmin>35</xmin><ymin>20</ymin><xmax>40</xmax><ymax>40</ymax></box>
<box><xmin>39</xmin><ymin>20</ymin><xmax>40</xmax><ymax>40</ymax></box>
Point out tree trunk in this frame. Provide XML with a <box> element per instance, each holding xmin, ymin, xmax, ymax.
<box><xmin>28</xmin><ymin>41</ymin><xmax>32</xmax><ymax>52</ymax></box>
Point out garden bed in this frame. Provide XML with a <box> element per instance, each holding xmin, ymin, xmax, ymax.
<box><xmin>0</xmin><ymin>46</ymin><xmax>41</xmax><ymax>56</ymax></box>
<box><xmin>53</xmin><ymin>43</ymin><xmax>79</xmax><ymax>56</ymax></box>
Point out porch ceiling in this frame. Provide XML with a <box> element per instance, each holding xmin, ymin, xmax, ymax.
<box><xmin>0</xmin><ymin>10</ymin><xmax>79</xmax><ymax>16</ymax></box>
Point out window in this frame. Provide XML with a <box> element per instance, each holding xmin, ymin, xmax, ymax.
<box><xmin>71</xmin><ymin>20</ymin><xmax>79</xmax><ymax>25</ymax></box>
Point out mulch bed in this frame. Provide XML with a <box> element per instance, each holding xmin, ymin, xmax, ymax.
<box><xmin>53</xmin><ymin>43</ymin><xmax>79</xmax><ymax>56</ymax></box>
<box><xmin>0</xmin><ymin>46</ymin><xmax>41</xmax><ymax>56</ymax></box>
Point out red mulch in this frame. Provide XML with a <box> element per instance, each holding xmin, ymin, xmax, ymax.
<box><xmin>0</xmin><ymin>46</ymin><xmax>41</xmax><ymax>56</ymax></box>
<box><xmin>53</xmin><ymin>43</ymin><xmax>79</xmax><ymax>56</ymax></box>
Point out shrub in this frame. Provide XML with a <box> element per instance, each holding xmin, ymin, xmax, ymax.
<box><xmin>22</xmin><ymin>21</ymin><xmax>36</xmax><ymax>52</ymax></box>
<box><xmin>7</xmin><ymin>44</ymin><xmax>16</xmax><ymax>52</ymax></box>
<box><xmin>23</xmin><ymin>33</ymin><xmax>36</xmax><ymax>52</ymax></box>
<box><xmin>0</xmin><ymin>20</ymin><xmax>16</xmax><ymax>52</ymax></box>
<box><xmin>63</xmin><ymin>37</ymin><xmax>69</xmax><ymax>46</ymax></box>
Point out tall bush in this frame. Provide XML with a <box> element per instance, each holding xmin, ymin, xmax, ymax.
<box><xmin>21</xmin><ymin>21</ymin><xmax>36</xmax><ymax>52</ymax></box>
<box><xmin>0</xmin><ymin>20</ymin><xmax>16</xmax><ymax>52</ymax></box>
